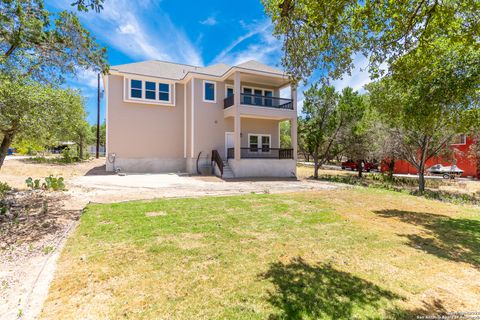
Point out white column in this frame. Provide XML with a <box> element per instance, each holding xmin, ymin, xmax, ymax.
<box><xmin>291</xmin><ymin>85</ymin><xmax>298</xmax><ymax>160</ymax></box>
<box><xmin>234</xmin><ymin>72</ymin><xmax>241</xmax><ymax>160</ymax></box>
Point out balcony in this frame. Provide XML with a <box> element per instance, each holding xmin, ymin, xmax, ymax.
<box><xmin>227</xmin><ymin>147</ymin><xmax>294</xmax><ymax>159</ymax></box>
<box><xmin>224</xmin><ymin>93</ymin><xmax>293</xmax><ymax>110</ymax></box>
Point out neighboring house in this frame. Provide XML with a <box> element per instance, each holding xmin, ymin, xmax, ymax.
<box><xmin>103</xmin><ymin>60</ymin><xmax>298</xmax><ymax>178</ymax></box>
<box><xmin>384</xmin><ymin>135</ymin><xmax>479</xmax><ymax>178</ymax></box>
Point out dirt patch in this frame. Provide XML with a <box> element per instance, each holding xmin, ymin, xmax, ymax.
<box><xmin>0</xmin><ymin>158</ymin><xmax>107</xmax><ymax>189</ymax></box>
<box><xmin>145</xmin><ymin>211</ymin><xmax>167</xmax><ymax>217</ymax></box>
<box><xmin>0</xmin><ymin>190</ymin><xmax>81</xmax><ymax>319</ymax></box>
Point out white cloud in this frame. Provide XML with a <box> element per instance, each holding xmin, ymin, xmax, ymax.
<box><xmin>51</xmin><ymin>0</ymin><xmax>203</xmax><ymax>66</ymax></box>
<box><xmin>199</xmin><ymin>17</ymin><xmax>218</xmax><ymax>26</ymax></box>
<box><xmin>212</xmin><ymin>20</ymin><xmax>282</xmax><ymax>67</ymax></box>
<box><xmin>76</xmin><ymin>69</ymin><xmax>100</xmax><ymax>89</ymax></box>
<box><xmin>331</xmin><ymin>54</ymin><xmax>373</xmax><ymax>93</ymax></box>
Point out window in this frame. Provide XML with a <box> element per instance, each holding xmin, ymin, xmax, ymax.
<box><xmin>262</xmin><ymin>136</ymin><xmax>270</xmax><ymax>152</ymax></box>
<box><xmin>264</xmin><ymin>90</ymin><xmax>273</xmax><ymax>107</ymax></box>
<box><xmin>451</xmin><ymin>134</ymin><xmax>467</xmax><ymax>145</ymax></box>
<box><xmin>159</xmin><ymin>83</ymin><xmax>170</xmax><ymax>101</ymax></box>
<box><xmin>249</xmin><ymin>135</ymin><xmax>258</xmax><ymax>152</ymax></box>
<box><xmin>243</xmin><ymin>88</ymin><xmax>252</xmax><ymax>104</ymax></box>
<box><xmin>145</xmin><ymin>81</ymin><xmax>156</xmax><ymax>100</ymax></box>
<box><xmin>254</xmin><ymin>89</ymin><xmax>263</xmax><ymax>106</ymax></box>
<box><xmin>226</xmin><ymin>87</ymin><xmax>234</xmax><ymax>97</ymax></box>
<box><xmin>127</xmin><ymin>79</ymin><xmax>174</xmax><ymax>105</ymax></box>
<box><xmin>204</xmin><ymin>81</ymin><xmax>216</xmax><ymax>102</ymax></box>
<box><xmin>242</xmin><ymin>87</ymin><xmax>274</xmax><ymax>106</ymax></box>
<box><xmin>248</xmin><ymin>134</ymin><xmax>271</xmax><ymax>152</ymax></box>
<box><xmin>131</xmin><ymin>80</ymin><xmax>142</xmax><ymax>99</ymax></box>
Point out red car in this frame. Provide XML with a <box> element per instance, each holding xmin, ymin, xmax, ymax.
<box><xmin>341</xmin><ymin>160</ymin><xmax>378</xmax><ymax>172</ymax></box>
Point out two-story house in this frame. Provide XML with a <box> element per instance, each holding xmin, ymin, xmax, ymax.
<box><xmin>103</xmin><ymin>60</ymin><xmax>298</xmax><ymax>178</ymax></box>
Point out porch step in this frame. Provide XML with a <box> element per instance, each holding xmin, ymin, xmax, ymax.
<box><xmin>222</xmin><ymin>161</ymin><xmax>235</xmax><ymax>179</ymax></box>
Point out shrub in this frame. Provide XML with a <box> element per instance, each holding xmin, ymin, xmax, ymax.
<box><xmin>25</xmin><ymin>177</ymin><xmax>41</xmax><ymax>189</ymax></box>
<box><xmin>29</xmin><ymin>156</ymin><xmax>49</xmax><ymax>164</ymax></box>
<box><xmin>315</xmin><ymin>173</ymin><xmax>479</xmax><ymax>205</ymax></box>
<box><xmin>61</xmin><ymin>147</ymin><xmax>79</xmax><ymax>163</ymax></box>
<box><xmin>0</xmin><ymin>181</ymin><xmax>11</xmax><ymax>195</ymax></box>
<box><xmin>26</xmin><ymin>176</ymin><xmax>65</xmax><ymax>191</ymax></box>
<box><xmin>12</xmin><ymin>140</ymin><xmax>45</xmax><ymax>155</ymax></box>
<box><xmin>43</xmin><ymin>176</ymin><xmax>65</xmax><ymax>191</ymax></box>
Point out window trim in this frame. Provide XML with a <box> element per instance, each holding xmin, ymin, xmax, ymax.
<box><xmin>203</xmin><ymin>80</ymin><xmax>217</xmax><ymax>103</ymax></box>
<box><xmin>158</xmin><ymin>82</ymin><xmax>170</xmax><ymax>102</ymax></box>
<box><xmin>248</xmin><ymin>134</ymin><xmax>272</xmax><ymax>153</ymax></box>
<box><xmin>124</xmin><ymin>77</ymin><xmax>175</xmax><ymax>106</ymax></box>
<box><xmin>144</xmin><ymin>81</ymin><xmax>157</xmax><ymax>100</ymax></box>
<box><xmin>225</xmin><ymin>85</ymin><xmax>234</xmax><ymax>98</ymax></box>
<box><xmin>451</xmin><ymin>134</ymin><xmax>467</xmax><ymax>146</ymax></box>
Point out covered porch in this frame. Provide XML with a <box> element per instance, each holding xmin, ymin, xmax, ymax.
<box><xmin>224</xmin><ymin>71</ymin><xmax>298</xmax><ymax>163</ymax></box>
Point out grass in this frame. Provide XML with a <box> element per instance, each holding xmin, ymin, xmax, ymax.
<box><xmin>41</xmin><ymin>189</ymin><xmax>480</xmax><ymax>319</ymax></box>
<box><xmin>297</xmin><ymin>164</ymin><xmax>480</xmax><ymax>205</ymax></box>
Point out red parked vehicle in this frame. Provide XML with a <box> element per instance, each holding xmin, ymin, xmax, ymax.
<box><xmin>341</xmin><ymin>160</ymin><xmax>378</xmax><ymax>172</ymax></box>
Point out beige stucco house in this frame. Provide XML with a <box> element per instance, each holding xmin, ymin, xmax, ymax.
<box><xmin>103</xmin><ymin>60</ymin><xmax>298</xmax><ymax>178</ymax></box>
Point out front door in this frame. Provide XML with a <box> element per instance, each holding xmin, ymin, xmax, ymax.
<box><xmin>225</xmin><ymin>132</ymin><xmax>235</xmax><ymax>158</ymax></box>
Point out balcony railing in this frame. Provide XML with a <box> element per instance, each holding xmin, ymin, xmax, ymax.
<box><xmin>227</xmin><ymin>147</ymin><xmax>294</xmax><ymax>159</ymax></box>
<box><xmin>224</xmin><ymin>93</ymin><xmax>293</xmax><ymax>110</ymax></box>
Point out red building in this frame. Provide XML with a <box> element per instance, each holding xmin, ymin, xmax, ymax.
<box><xmin>384</xmin><ymin>135</ymin><xmax>479</xmax><ymax>178</ymax></box>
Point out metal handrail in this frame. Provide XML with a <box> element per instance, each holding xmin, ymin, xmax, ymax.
<box><xmin>227</xmin><ymin>147</ymin><xmax>294</xmax><ymax>159</ymax></box>
<box><xmin>211</xmin><ymin>150</ymin><xmax>224</xmax><ymax>176</ymax></box>
<box><xmin>224</xmin><ymin>94</ymin><xmax>293</xmax><ymax>110</ymax></box>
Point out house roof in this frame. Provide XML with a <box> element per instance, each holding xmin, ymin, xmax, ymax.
<box><xmin>110</xmin><ymin>60</ymin><xmax>286</xmax><ymax>80</ymax></box>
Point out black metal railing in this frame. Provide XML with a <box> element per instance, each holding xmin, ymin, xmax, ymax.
<box><xmin>224</xmin><ymin>93</ymin><xmax>293</xmax><ymax>110</ymax></box>
<box><xmin>224</xmin><ymin>95</ymin><xmax>234</xmax><ymax>109</ymax></box>
<box><xmin>211</xmin><ymin>150</ymin><xmax>224</xmax><ymax>176</ymax></box>
<box><xmin>227</xmin><ymin>148</ymin><xmax>294</xmax><ymax>159</ymax></box>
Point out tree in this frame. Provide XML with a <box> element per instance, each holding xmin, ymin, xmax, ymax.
<box><xmin>297</xmin><ymin>117</ymin><xmax>310</xmax><ymax>162</ymax></box>
<box><xmin>56</xmin><ymin>95</ymin><xmax>94</xmax><ymax>160</ymax></box>
<box><xmin>0</xmin><ymin>79</ymin><xmax>86</xmax><ymax>169</ymax></box>
<box><xmin>279</xmin><ymin>120</ymin><xmax>291</xmax><ymax>148</ymax></box>
<box><xmin>338</xmin><ymin>95</ymin><xmax>369</xmax><ymax>178</ymax></box>
<box><xmin>301</xmin><ymin>84</ymin><xmax>365</xmax><ymax>178</ymax></box>
<box><xmin>368</xmin><ymin>118</ymin><xmax>404</xmax><ymax>180</ymax></box>
<box><xmin>91</xmin><ymin>121</ymin><xmax>106</xmax><ymax>148</ymax></box>
<box><xmin>71</xmin><ymin>120</ymin><xmax>94</xmax><ymax>159</ymax></box>
<box><xmin>301</xmin><ymin>84</ymin><xmax>338</xmax><ymax>178</ymax></box>
<box><xmin>0</xmin><ymin>0</ymin><xmax>108</xmax><ymax>169</ymax></box>
<box><xmin>71</xmin><ymin>0</ymin><xmax>104</xmax><ymax>12</ymax></box>
<box><xmin>1</xmin><ymin>1</ymin><xmax>108</xmax><ymax>83</ymax></box>
<box><xmin>262</xmin><ymin>0</ymin><xmax>479</xmax><ymax>82</ymax></box>
<box><xmin>367</xmin><ymin>44</ymin><xmax>479</xmax><ymax>192</ymax></box>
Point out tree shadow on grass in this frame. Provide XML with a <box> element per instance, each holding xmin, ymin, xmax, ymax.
<box><xmin>260</xmin><ymin>257</ymin><xmax>401</xmax><ymax>319</ymax></box>
<box><xmin>374</xmin><ymin>210</ymin><xmax>480</xmax><ymax>268</ymax></box>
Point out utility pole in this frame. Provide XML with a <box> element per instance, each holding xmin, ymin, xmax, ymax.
<box><xmin>96</xmin><ymin>73</ymin><xmax>100</xmax><ymax>159</ymax></box>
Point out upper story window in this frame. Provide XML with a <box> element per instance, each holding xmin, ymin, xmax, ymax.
<box><xmin>127</xmin><ymin>78</ymin><xmax>174</xmax><ymax>105</ymax></box>
<box><xmin>242</xmin><ymin>87</ymin><xmax>274</xmax><ymax>106</ymax></box>
<box><xmin>226</xmin><ymin>87</ymin><xmax>234</xmax><ymax>97</ymax></box>
<box><xmin>203</xmin><ymin>81</ymin><xmax>216</xmax><ymax>103</ymax></box>
<box><xmin>145</xmin><ymin>81</ymin><xmax>156</xmax><ymax>100</ymax></box>
<box><xmin>130</xmin><ymin>80</ymin><xmax>142</xmax><ymax>98</ymax></box>
<box><xmin>159</xmin><ymin>83</ymin><xmax>170</xmax><ymax>101</ymax></box>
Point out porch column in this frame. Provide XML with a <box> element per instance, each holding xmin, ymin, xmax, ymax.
<box><xmin>234</xmin><ymin>72</ymin><xmax>241</xmax><ymax>160</ymax></box>
<box><xmin>291</xmin><ymin>85</ymin><xmax>298</xmax><ymax>160</ymax></box>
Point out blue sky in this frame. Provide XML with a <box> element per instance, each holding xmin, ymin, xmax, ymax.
<box><xmin>46</xmin><ymin>0</ymin><xmax>370</xmax><ymax>124</ymax></box>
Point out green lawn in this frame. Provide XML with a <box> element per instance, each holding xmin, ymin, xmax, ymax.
<box><xmin>41</xmin><ymin>189</ymin><xmax>480</xmax><ymax>319</ymax></box>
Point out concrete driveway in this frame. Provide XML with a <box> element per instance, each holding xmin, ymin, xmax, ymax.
<box><xmin>66</xmin><ymin>173</ymin><xmax>340</xmax><ymax>209</ymax></box>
